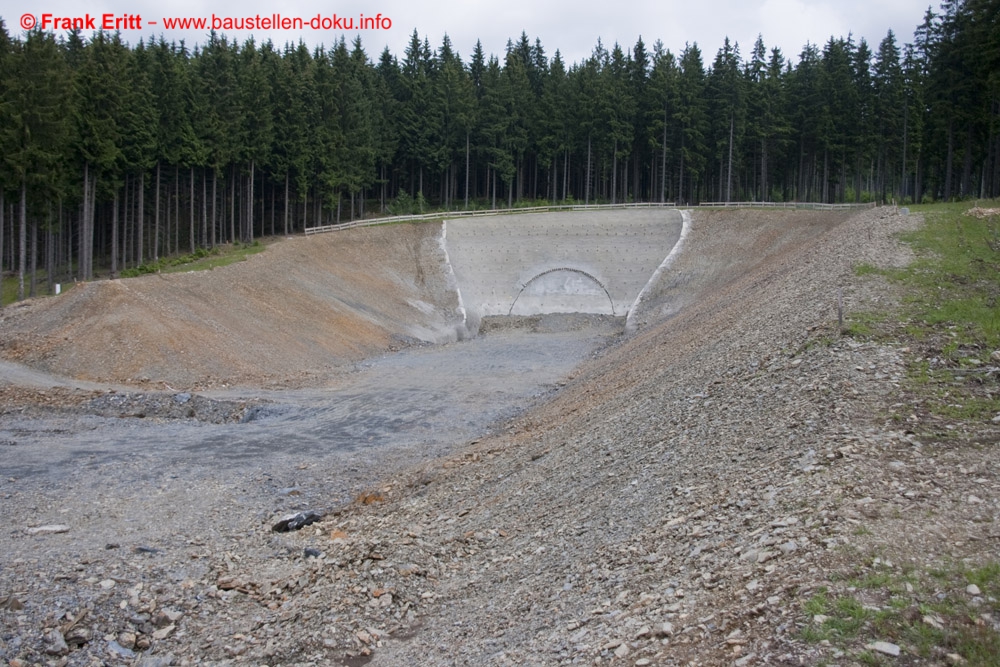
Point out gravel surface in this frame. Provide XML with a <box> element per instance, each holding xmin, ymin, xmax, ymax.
<box><xmin>1</xmin><ymin>207</ymin><xmax>998</xmax><ymax>667</ymax></box>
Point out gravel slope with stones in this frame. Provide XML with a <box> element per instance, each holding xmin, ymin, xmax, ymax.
<box><xmin>2</xmin><ymin>207</ymin><xmax>998</xmax><ymax>667</ymax></box>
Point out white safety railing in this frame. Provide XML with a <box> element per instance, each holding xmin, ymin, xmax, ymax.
<box><xmin>698</xmin><ymin>201</ymin><xmax>878</xmax><ymax>211</ymax></box>
<box><xmin>305</xmin><ymin>202</ymin><xmax>678</xmax><ymax>235</ymax></box>
<box><xmin>303</xmin><ymin>200</ymin><xmax>879</xmax><ymax>235</ymax></box>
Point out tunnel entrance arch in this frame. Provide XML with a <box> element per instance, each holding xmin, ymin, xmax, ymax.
<box><xmin>507</xmin><ymin>267</ymin><xmax>616</xmax><ymax>316</ymax></box>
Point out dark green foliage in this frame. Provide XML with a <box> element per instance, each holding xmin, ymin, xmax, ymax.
<box><xmin>0</xmin><ymin>1</ymin><xmax>998</xmax><ymax>302</ymax></box>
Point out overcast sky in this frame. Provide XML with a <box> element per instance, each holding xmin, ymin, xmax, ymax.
<box><xmin>8</xmin><ymin>0</ymin><xmax>935</xmax><ymax>66</ymax></box>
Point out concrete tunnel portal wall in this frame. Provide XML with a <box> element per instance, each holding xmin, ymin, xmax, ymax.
<box><xmin>442</xmin><ymin>209</ymin><xmax>687</xmax><ymax>325</ymax></box>
<box><xmin>509</xmin><ymin>267</ymin><xmax>616</xmax><ymax>316</ymax></box>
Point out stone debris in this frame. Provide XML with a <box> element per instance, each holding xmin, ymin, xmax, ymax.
<box><xmin>0</xmin><ymin>594</ymin><xmax>24</xmax><ymax>611</ymax></box>
<box><xmin>43</xmin><ymin>629</ymin><xmax>69</xmax><ymax>656</ymax></box>
<box><xmin>1</xmin><ymin>208</ymin><xmax>996</xmax><ymax>666</ymax></box>
<box><xmin>868</xmin><ymin>641</ymin><xmax>901</xmax><ymax>657</ymax></box>
<box><xmin>965</xmin><ymin>207</ymin><xmax>1000</xmax><ymax>219</ymax></box>
<box><xmin>25</xmin><ymin>524</ymin><xmax>70</xmax><ymax>535</ymax></box>
<box><xmin>271</xmin><ymin>509</ymin><xmax>324</xmax><ymax>532</ymax></box>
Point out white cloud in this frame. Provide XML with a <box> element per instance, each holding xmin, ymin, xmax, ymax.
<box><xmin>4</xmin><ymin>0</ymin><xmax>932</xmax><ymax>65</ymax></box>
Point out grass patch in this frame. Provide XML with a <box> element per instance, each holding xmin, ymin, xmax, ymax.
<box><xmin>854</xmin><ymin>262</ymin><xmax>885</xmax><ymax>277</ymax></box>
<box><xmin>801</xmin><ymin>558</ymin><xmax>1000</xmax><ymax>664</ymax></box>
<box><xmin>848</xmin><ymin>200</ymin><xmax>1000</xmax><ymax>427</ymax></box>
<box><xmin>120</xmin><ymin>241</ymin><xmax>265</xmax><ymax>277</ymax></box>
<box><xmin>841</xmin><ymin>311</ymin><xmax>887</xmax><ymax>339</ymax></box>
<box><xmin>2</xmin><ymin>240</ymin><xmax>267</xmax><ymax>306</ymax></box>
<box><xmin>1</xmin><ymin>270</ymin><xmax>78</xmax><ymax>304</ymax></box>
<box><xmin>893</xmin><ymin>201</ymin><xmax>1000</xmax><ymax>350</ymax></box>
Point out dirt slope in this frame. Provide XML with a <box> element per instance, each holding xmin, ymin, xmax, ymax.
<box><xmin>2</xmin><ymin>208</ymin><xmax>994</xmax><ymax>667</ymax></box>
<box><xmin>0</xmin><ymin>223</ymin><xmax>461</xmax><ymax>389</ymax></box>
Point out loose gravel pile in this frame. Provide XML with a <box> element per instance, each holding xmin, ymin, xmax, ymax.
<box><xmin>2</xmin><ymin>207</ymin><xmax>998</xmax><ymax>667</ymax></box>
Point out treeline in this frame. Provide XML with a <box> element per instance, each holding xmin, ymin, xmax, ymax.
<box><xmin>1</xmin><ymin>0</ymin><xmax>998</xmax><ymax>300</ymax></box>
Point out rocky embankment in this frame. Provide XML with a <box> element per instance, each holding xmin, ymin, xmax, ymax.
<box><xmin>2</xmin><ymin>207</ymin><xmax>997</xmax><ymax>667</ymax></box>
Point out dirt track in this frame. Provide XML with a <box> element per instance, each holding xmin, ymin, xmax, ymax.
<box><xmin>2</xmin><ymin>207</ymin><xmax>998</xmax><ymax>667</ymax></box>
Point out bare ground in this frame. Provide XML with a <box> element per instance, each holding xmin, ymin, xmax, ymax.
<box><xmin>0</xmin><ymin>222</ymin><xmax>462</xmax><ymax>392</ymax></box>
<box><xmin>1</xmin><ymin>208</ymin><xmax>998</xmax><ymax>667</ymax></box>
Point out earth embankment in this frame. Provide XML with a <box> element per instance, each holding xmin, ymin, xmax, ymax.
<box><xmin>6</xmin><ymin>206</ymin><xmax>985</xmax><ymax>667</ymax></box>
<box><xmin>0</xmin><ymin>209</ymin><xmax>846</xmax><ymax>391</ymax></box>
<box><xmin>0</xmin><ymin>223</ymin><xmax>462</xmax><ymax>390</ymax></box>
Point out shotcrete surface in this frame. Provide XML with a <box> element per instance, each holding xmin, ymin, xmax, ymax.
<box><xmin>444</xmin><ymin>209</ymin><xmax>683</xmax><ymax>320</ymax></box>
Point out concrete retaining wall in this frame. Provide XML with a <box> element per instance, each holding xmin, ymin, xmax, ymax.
<box><xmin>443</xmin><ymin>209</ymin><xmax>683</xmax><ymax>321</ymax></box>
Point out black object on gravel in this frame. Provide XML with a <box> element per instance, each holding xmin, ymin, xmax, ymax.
<box><xmin>272</xmin><ymin>510</ymin><xmax>324</xmax><ymax>532</ymax></box>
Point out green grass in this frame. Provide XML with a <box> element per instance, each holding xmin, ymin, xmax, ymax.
<box><xmin>841</xmin><ymin>311</ymin><xmax>888</xmax><ymax>339</ymax></box>
<box><xmin>845</xmin><ymin>200</ymin><xmax>1000</xmax><ymax>426</ymax></box>
<box><xmin>891</xmin><ymin>201</ymin><xmax>1000</xmax><ymax>349</ymax></box>
<box><xmin>854</xmin><ymin>262</ymin><xmax>885</xmax><ymax>277</ymax></box>
<box><xmin>120</xmin><ymin>240</ymin><xmax>265</xmax><ymax>277</ymax></box>
<box><xmin>801</xmin><ymin>558</ymin><xmax>1000</xmax><ymax>664</ymax></box>
<box><xmin>0</xmin><ymin>270</ymin><xmax>77</xmax><ymax>304</ymax></box>
<box><xmin>2</xmin><ymin>240</ymin><xmax>267</xmax><ymax>306</ymax></box>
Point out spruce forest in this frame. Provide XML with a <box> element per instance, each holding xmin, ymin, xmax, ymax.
<box><xmin>0</xmin><ymin>0</ymin><xmax>998</xmax><ymax>302</ymax></box>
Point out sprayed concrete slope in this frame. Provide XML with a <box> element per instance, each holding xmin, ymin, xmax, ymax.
<box><xmin>442</xmin><ymin>209</ymin><xmax>684</xmax><ymax>328</ymax></box>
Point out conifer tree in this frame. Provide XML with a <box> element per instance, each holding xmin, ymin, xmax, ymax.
<box><xmin>7</xmin><ymin>29</ymin><xmax>72</xmax><ymax>298</ymax></box>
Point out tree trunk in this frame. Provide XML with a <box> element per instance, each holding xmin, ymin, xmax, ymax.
<box><xmin>136</xmin><ymin>173</ymin><xmax>143</xmax><ymax>265</ymax></box>
<box><xmin>961</xmin><ymin>125</ymin><xmax>974</xmax><ymax>197</ymax></box>
<box><xmin>29</xmin><ymin>213</ymin><xmax>37</xmax><ymax>297</ymax></box>
<box><xmin>86</xmin><ymin>169</ymin><xmax>97</xmax><ymax>280</ymax></box>
<box><xmin>229</xmin><ymin>168</ymin><xmax>236</xmax><ymax>244</ymax></box>
<box><xmin>586</xmin><ymin>134</ymin><xmax>592</xmax><ymax>205</ymax></box>
<box><xmin>202</xmin><ymin>169</ymin><xmax>208</xmax><ymax>247</ymax></box>
<box><xmin>248</xmin><ymin>160</ymin><xmax>255</xmax><ymax>242</ymax></box>
<box><xmin>46</xmin><ymin>207</ymin><xmax>54</xmax><ymax>295</ymax></box>
<box><xmin>678</xmin><ymin>135</ymin><xmax>685</xmax><ymax>206</ymax></box>
<box><xmin>564</xmin><ymin>149</ymin><xmax>570</xmax><ymax>201</ymax></box>
<box><xmin>173</xmin><ymin>165</ymin><xmax>179</xmax><ymax>256</ymax></box>
<box><xmin>62</xmin><ymin>200</ymin><xmax>71</xmax><ymax>281</ymax></box>
<box><xmin>761</xmin><ymin>137</ymin><xmax>767</xmax><ymax>201</ymax></box>
<box><xmin>901</xmin><ymin>103</ymin><xmax>909</xmax><ymax>201</ymax></box>
<box><xmin>122</xmin><ymin>175</ymin><xmax>130</xmax><ymax>270</ymax></box>
<box><xmin>111</xmin><ymin>190</ymin><xmax>119</xmax><ymax>277</ymax></box>
<box><xmin>189</xmin><ymin>166</ymin><xmax>195</xmax><ymax>253</ymax></box>
<box><xmin>154</xmin><ymin>162</ymin><xmax>160</xmax><ymax>262</ymax></box>
<box><xmin>465</xmin><ymin>133</ymin><xmax>470</xmax><ymax>209</ymax></box>
<box><xmin>822</xmin><ymin>149</ymin><xmax>830</xmax><ymax>203</ymax></box>
<box><xmin>80</xmin><ymin>163</ymin><xmax>89</xmax><ymax>278</ymax></box>
<box><xmin>18</xmin><ymin>178</ymin><xmax>27</xmax><ymax>301</ymax></box>
<box><xmin>726</xmin><ymin>113</ymin><xmax>734</xmax><ymax>202</ymax></box>
<box><xmin>944</xmin><ymin>119</ymin><xmax>954</xmax><ymax>200</ymax></box>
<box><xmin>623</xmin><ymin>153</ymin><xmax>628</xmax><ymax>203</ymax></box>
<box><xmin>661</xmin><ymin>121</ymin><xmax>668</xmax><ymax>203</ymax></box>
<box><xmin>211</xmin><ymin>168</ymin><xmax>217</xmax><ymax>247</ymax></box>
<box><xmin>283</xmin><ymin>172</ymin><xmax>289</xmax><ymax>235</ymax></box>
<box><xmin>612</xmin><ymin>139</ymin><xmax>618</xmax><ymax>205</ymax></box>
<box><xmin>164</xmin><ymin>169</ymin><xmax>172</xmax><ymax>257</ymax></box>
